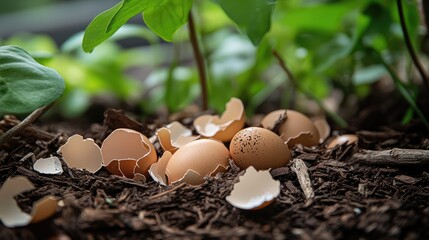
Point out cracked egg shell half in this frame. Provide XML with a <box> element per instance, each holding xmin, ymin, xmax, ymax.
<box><xmin>261</xmin><ymin>109</ymin><xmax>320</xmax><ymax>148</ymax></box>
<box><xmin>165</xmin><ymin>139</ymin><xmax>230</xmax><ymax>185</ymax></box>
<box><xmin>101</xmin><ymin>128</ymin><xmax>157</xmax><ymax>179</ymax></box>
<box><xmin>230</xmin><ymin>127</ymin><xmax>291</xmax><ymax>170</ymax></box>
<box><xmin>226</xmin><ymin>166</ymin><xmax>280</xmax><ymax>210</ymax></box>
<box><xmin>326</xmin><ymin>134</ymin><xmax>358</xmax><ymax>149</ymax></box>
<box><xmin>194</xmin><ymin>97</ymin><xmax>245</xmax><ymax>142</ymax></box>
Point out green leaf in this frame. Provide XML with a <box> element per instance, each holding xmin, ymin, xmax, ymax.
<box><xmin>82</xmin><ymin>2</ymin><xmax>122</xmax><ymax>52</ymax></box>
<box><xmin>216</xmin><ymin>0</ymin><xmax>276</xmax><ymax>45</ymax></box>
<box><xmin>83</xmin><ymin>0</ymin><xmax>161</xmax><ymax>52</ymax></box>
<box><xmin>144</xmin><ymin>0</ymin><xmax>193</xmax><ymax>41</ymax></box>
<box><xmin>0</xmin><ymin>46</ymin><xmax>65</xmax><ymax>114</ymax></box>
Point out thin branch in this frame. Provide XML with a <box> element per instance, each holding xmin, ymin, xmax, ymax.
<box><xmin>188</xmin><ymin>11</ymin><xmax>208</xmax><ymax>110</ymax></box>
<box><xmin>397</xmin><ymin>0</ymin><xmax>429</xmax><ymax>93</ymax></box>
<box><xmin>0</xmin><ymin>103</ymin><xmax>53</xmax><ymax>146</ymax></box>
<box><xmin>349</xmin><ymin>148</ymin><xmax>429</xmax><ymax>165</ymax></box>
<box><xmin>149</xmin><ymin>182</ymin><xmax>187</xmax><ymax>200</ymax></box>
<box><xmin>272</xmin><ymin>50</ymin><xmax>348</xmax><ymax>127</ymax></box>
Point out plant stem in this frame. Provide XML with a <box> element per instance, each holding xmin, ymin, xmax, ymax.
<box><xmin>397</xmin><ymin>0</ymin><xmax>429</xmax><ymax>94</ymax></box>
<box><xmin>188</xmin><ymin>10</ymin><xmax>208</xmax><ymax>110</ymax></box>
<box><xmin>374</xmin><ymin>49</ymin><xmax>429</xmax><ymax>131</ymax></box>
<box><xmin>0</xmin><ymin>103</ymin><xmax>54</xmax><ymax>146</ymax></box>
<box><xmin>272</xmin><ymin>50</ymin><xmax>348</xmax><ymax>127</ymax></box>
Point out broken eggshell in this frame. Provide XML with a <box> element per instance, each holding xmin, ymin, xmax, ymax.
<box><xmin>33</xmin><ymin>157</ymin><xmax>63</xmax><ymax>175</ymax></box>
<box><xmin>148</xmin><ymin>151</ymin><xmax>172</xmax><ymax>186</ymax></box>
<box><xmin>313</xmin><ymin>117</ymin><xmax>331</xmax><ymax>143</ymax></box>
<box><xmin>0</xmin><ymin>176</ymin><xmax>58</xmax><ymax>228</ymax></box>
<box><xmin>164</xmin><ymin>139</ymin><xmax>230</xmax><ymax>185</ymax></box>
<box><xmin>57</xmin><ymin>134</ymin><xmax>103</xmax><ymax>173</ymax></box>
<box><xmin>194</xmin><ymin>97</ymin><xmax>245</xmax><ymax>142</ymax></box>
<box><xmin>226</xmin><ymin>166</ymin><xmax>280</xmax><ymax>210</ymax></box>
<box><xmin>230</xmin><ymin>127</ymin><xmax>291</xmax><ymax>170</ymax></box>
<box><xmin>261</xmin><ymin>109</ymin><xmax>320</xmax><ymax>148</ymax></box>
<box><xmin>101</xmin><ymin>128</ymin><xmax>157</xmax><ymax>179</ymax></box>
<box><xmin>326</xmin><ymin>134</ymin><xmax>358</xmax><ymax>149</ymax></box>
<box><xmin>156</xmin><ymin>121</ymin><xmax>199</xmax><ymax>153</ymax></box>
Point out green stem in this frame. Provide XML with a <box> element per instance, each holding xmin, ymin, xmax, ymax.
<box><xmin>397</xmin><ymin>0</ymin><xmax>429</xmax><ymax>94</ymax></box>
<box><xmin>374</xmin><ymin>49</ymin><xmax>429</xmax><ymax>131</ymax></box>
<box><xmin>188</xmin><ymin>10</ymin><xmax>208</xmax><ymax>110</ymax></box>
<box><xmin>272</xmin><ymin>50</ymin><xmax>348</xmax><ymax>127</ymax></box>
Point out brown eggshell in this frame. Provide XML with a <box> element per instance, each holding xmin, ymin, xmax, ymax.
<box><xmin>230</xmin><ymin>127</ymin><xmax>291</xmax><ymax>170</ymax></box>
<box><xmin>57</xmin><ymin>134</ymin><xmax>102</xmax><ymax>173</ymax></box>
<box><xmin>194</xmin><ymin>97</ymin><xmax>246</xmax><ymax>142</ymax></box>
<box><xmin>157</xmin><ymin>121</ymin><xmax>199</xmax><ymax>153</ymax></box>
<box><xmin>172</xmin><ymin>169</ymin><xmax>204</xmax><ymax>185</ymax></box>
<box><xmin>261</xmin><ymin>110</ymin><xmax>320</xmax><ymax>148</ymax></box>
<box><xmin>313</xmin><ymin>117</ymin><xmax>331</xmax><ymax>143</ymax></box>
<box><xmin>0</xmin><ymin>176</ymin><xmax>57</xmax><ymax>228</ymax></box>
<box><xmin>148</xmin><ymin>151</ymin><xmax>172</xmax><ymax>186</ymax></box>
<box><xmin>165</xmin><ymin>139</ymin><xmax>230</xmax><ymax>185</ymax></box>
<box><xmin>326</xmin><ymin>134</ymin><xmax>358</xmax><ymax>149</ymax></box>
<box><xmin>101</xmin><ymin>128</ymin><xmax>157</xmax><ymax>178</ymax></box>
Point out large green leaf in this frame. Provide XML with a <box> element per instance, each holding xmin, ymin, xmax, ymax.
<box><xmin>144</xmin><ymin>0</ymin><xmax>193</xmax><ymax>41</ymax></box>
<box><xmin>83</xmin><ymin>0</ymin><xmax>160</xmax><ymax>52</ymax></box>
<box><xmin>0</xmin><ymin>46</ymin><xmax>65</xmax><ymax>114</ymax></box>
<box><xmin>83</xmin><ymin>0</ymin><xmax>192</xmax><ymax>52</ymax></box>
<box><xmin>216</xmin><ymin>0</ymin><xmax>276</xmax><ymax>45</ymax></box>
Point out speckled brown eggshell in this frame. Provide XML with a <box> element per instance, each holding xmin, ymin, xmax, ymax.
<box><xmin>165</xmin><ymin>139</ymin><xmax>230</xmax><ymax>184</ymax></box>
<box><xmin>230</xmin><ymin>127</ymin><xmax>291</xmax><ymax>170</ymax></box>
<box><xmin>262</xmin><ymin>110</ymin><xmax>320</xmax><ymax>148</ymax></box>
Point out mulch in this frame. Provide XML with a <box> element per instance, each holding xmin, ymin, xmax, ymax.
<box><xmin>1</xmin><ymin>111</ymin><xmax>429</xmax><ymax>240</ymax></box>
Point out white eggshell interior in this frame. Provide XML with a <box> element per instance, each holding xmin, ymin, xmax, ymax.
<box><xmin>226</xmin><ymin>166</ymin><xmax>280</xmax><ymax>210</ymax></box>
<box><xmin>57</xmin><ymin>134</ymin><xmax>102</xmax><ymax>173</ymax></box>
<box><xmin>0</xmin><ymin>176</ymin><xmax>57</xmax><ymax>227</ymax></box>
<box><xmin>33</xmin><ymin>157</ymin><xmax>63</xmax><ymax>175</ymax></box>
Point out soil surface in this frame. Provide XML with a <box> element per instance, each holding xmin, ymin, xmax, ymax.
<box><xmin>1</xmin><ymin>106</ymin><xmax>429</xmax><ymax>240</ymax></box>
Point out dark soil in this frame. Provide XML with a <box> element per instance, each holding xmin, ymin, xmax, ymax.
<box><xmin>1</xmin><ymin>107</ymin><xmax>429</xmax><ymax>240</ymax></box>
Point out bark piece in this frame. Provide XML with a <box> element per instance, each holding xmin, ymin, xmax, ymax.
<box><xmin>291</xmin><ymin>159</ymin><xmax>314</xmax><ymax>199</ymax></box>
<box><xmin>350</xmin><ymin>148</ymin><xmax>429</xmax><ymax>165</ymax></box>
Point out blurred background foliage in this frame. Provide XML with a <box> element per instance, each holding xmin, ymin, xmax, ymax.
<box><xmin>0</xmin><ymin>0</ymin><xmax>424</xmax><ymax>125</ymax></box>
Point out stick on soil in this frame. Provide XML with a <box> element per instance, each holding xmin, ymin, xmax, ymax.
<box><xmin>291</xmin><ymin>158</ymin><xmax>314</xmax><ymax>199</ymax></box>
<box><xmin>350</xmin><ymin>148</ymin><xmax>429</xmax><ymax>165</ymax></box>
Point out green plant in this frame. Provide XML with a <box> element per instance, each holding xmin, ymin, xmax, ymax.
<box><xmin>79</xmin><ymin>0</ymin><xmax>428</xmax><ymax>129</ymax></box>
<box><xmin>83</xmin><ymin>0</ymin><xmax>276</xmax><ymax>111</ymax></box>
<box><xmin>0</xmin><ymin>45</ymin><xmax>64</xmax><ymax>114</ymax></box>
<box><xmin>0</xmin><ymin>45</ymin><xmax>65</xmax><ymax>145</ymax></box>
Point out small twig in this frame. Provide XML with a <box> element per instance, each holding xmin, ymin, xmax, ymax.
<box><xmin>350</xmin><ymin>148</ymin><xmax>429</xmax><ymax>165</ymax></box>
<box><xmin>291</xmin><ymin>158</ymin><xmax>314</xmax><ymax>199</ymax></box>
<box><xmin>397</xmin><ymin>0</ymin><xmax>429</xmax><ymax>94</ymax></box>
<box><xmin>0</xmin><ymin>103</ymin><xmax>54</xmax><ymax>146</ymax></box>
<box><xmin>272</xmin><ymin>50</ymin><xmax>348</xmax><ymax>127</ymax></box>
<box><xmin>149</xmin><ymin>182</ymin><xmax>187</xmax><ymax>200</ymax></box>
<box><xmin>188</xmin><ymin>11</ymin><xmax>208</xmax><ymax>110</ymax></box>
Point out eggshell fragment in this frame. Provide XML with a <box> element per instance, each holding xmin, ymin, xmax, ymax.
<box><xmin>33</xmin><ymin>157</ymin><xmax>63</xmax><ymax>175</ymax></box>
<box><xmin>157</xmin><ymin>121</ymin><xmax>199</xmax><ymax>153</ymax></box>
<box><xmin>230</xmin><ymin>127</ymin><xmax>291</xmax><ymax>170</ymax></box>
<box><xmin>194</xmin><ymin>98</ymin><xmax>246</xmax><ymax>142</ymax></box>
<box><xmin>261</xmin><ymin>109</ymin><xmax>320</xmax><ymax>148</ymax></box>
<box><xmin>226</xmin><ymin>166</ymin><xmax>280</xmax><ymax>210</ymax></box>
<box><xmin>313</xmin><ymin>117</ymin><xmax>331</xmax><ymax>143</ymax></box>
<box><xmin>57</xmin><ymin>134</ymin><xmax>102</xmax><ymax>173</ymax></box>
<box><xmin>165</xmin><ymin>139</ymin><xmax>230</xmax><ymax>185</ymax></box>
<box><xmin>326</xmin><ymin>134</ymin><xmax>358</xmax><ymax>149</ymax></box>
<box><xmin>148</xmin><ymin>151</ymin><xmax>172</xmax><ymax>186</ymax></box>
<box><xmin>0</xmin><ymin>176</ymin><xmax>58</xmax><ymax>228</ymax></box>
<box><xmin>101</xmin><ymin>128</ymin><xmax>157</xmax><ymax>179</ymax></box>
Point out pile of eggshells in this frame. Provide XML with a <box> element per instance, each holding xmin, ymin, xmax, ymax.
<box><xmin>56</xmin><ymin>98</ymin><xmax>357</xmax><ymax>210</ymax></box>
